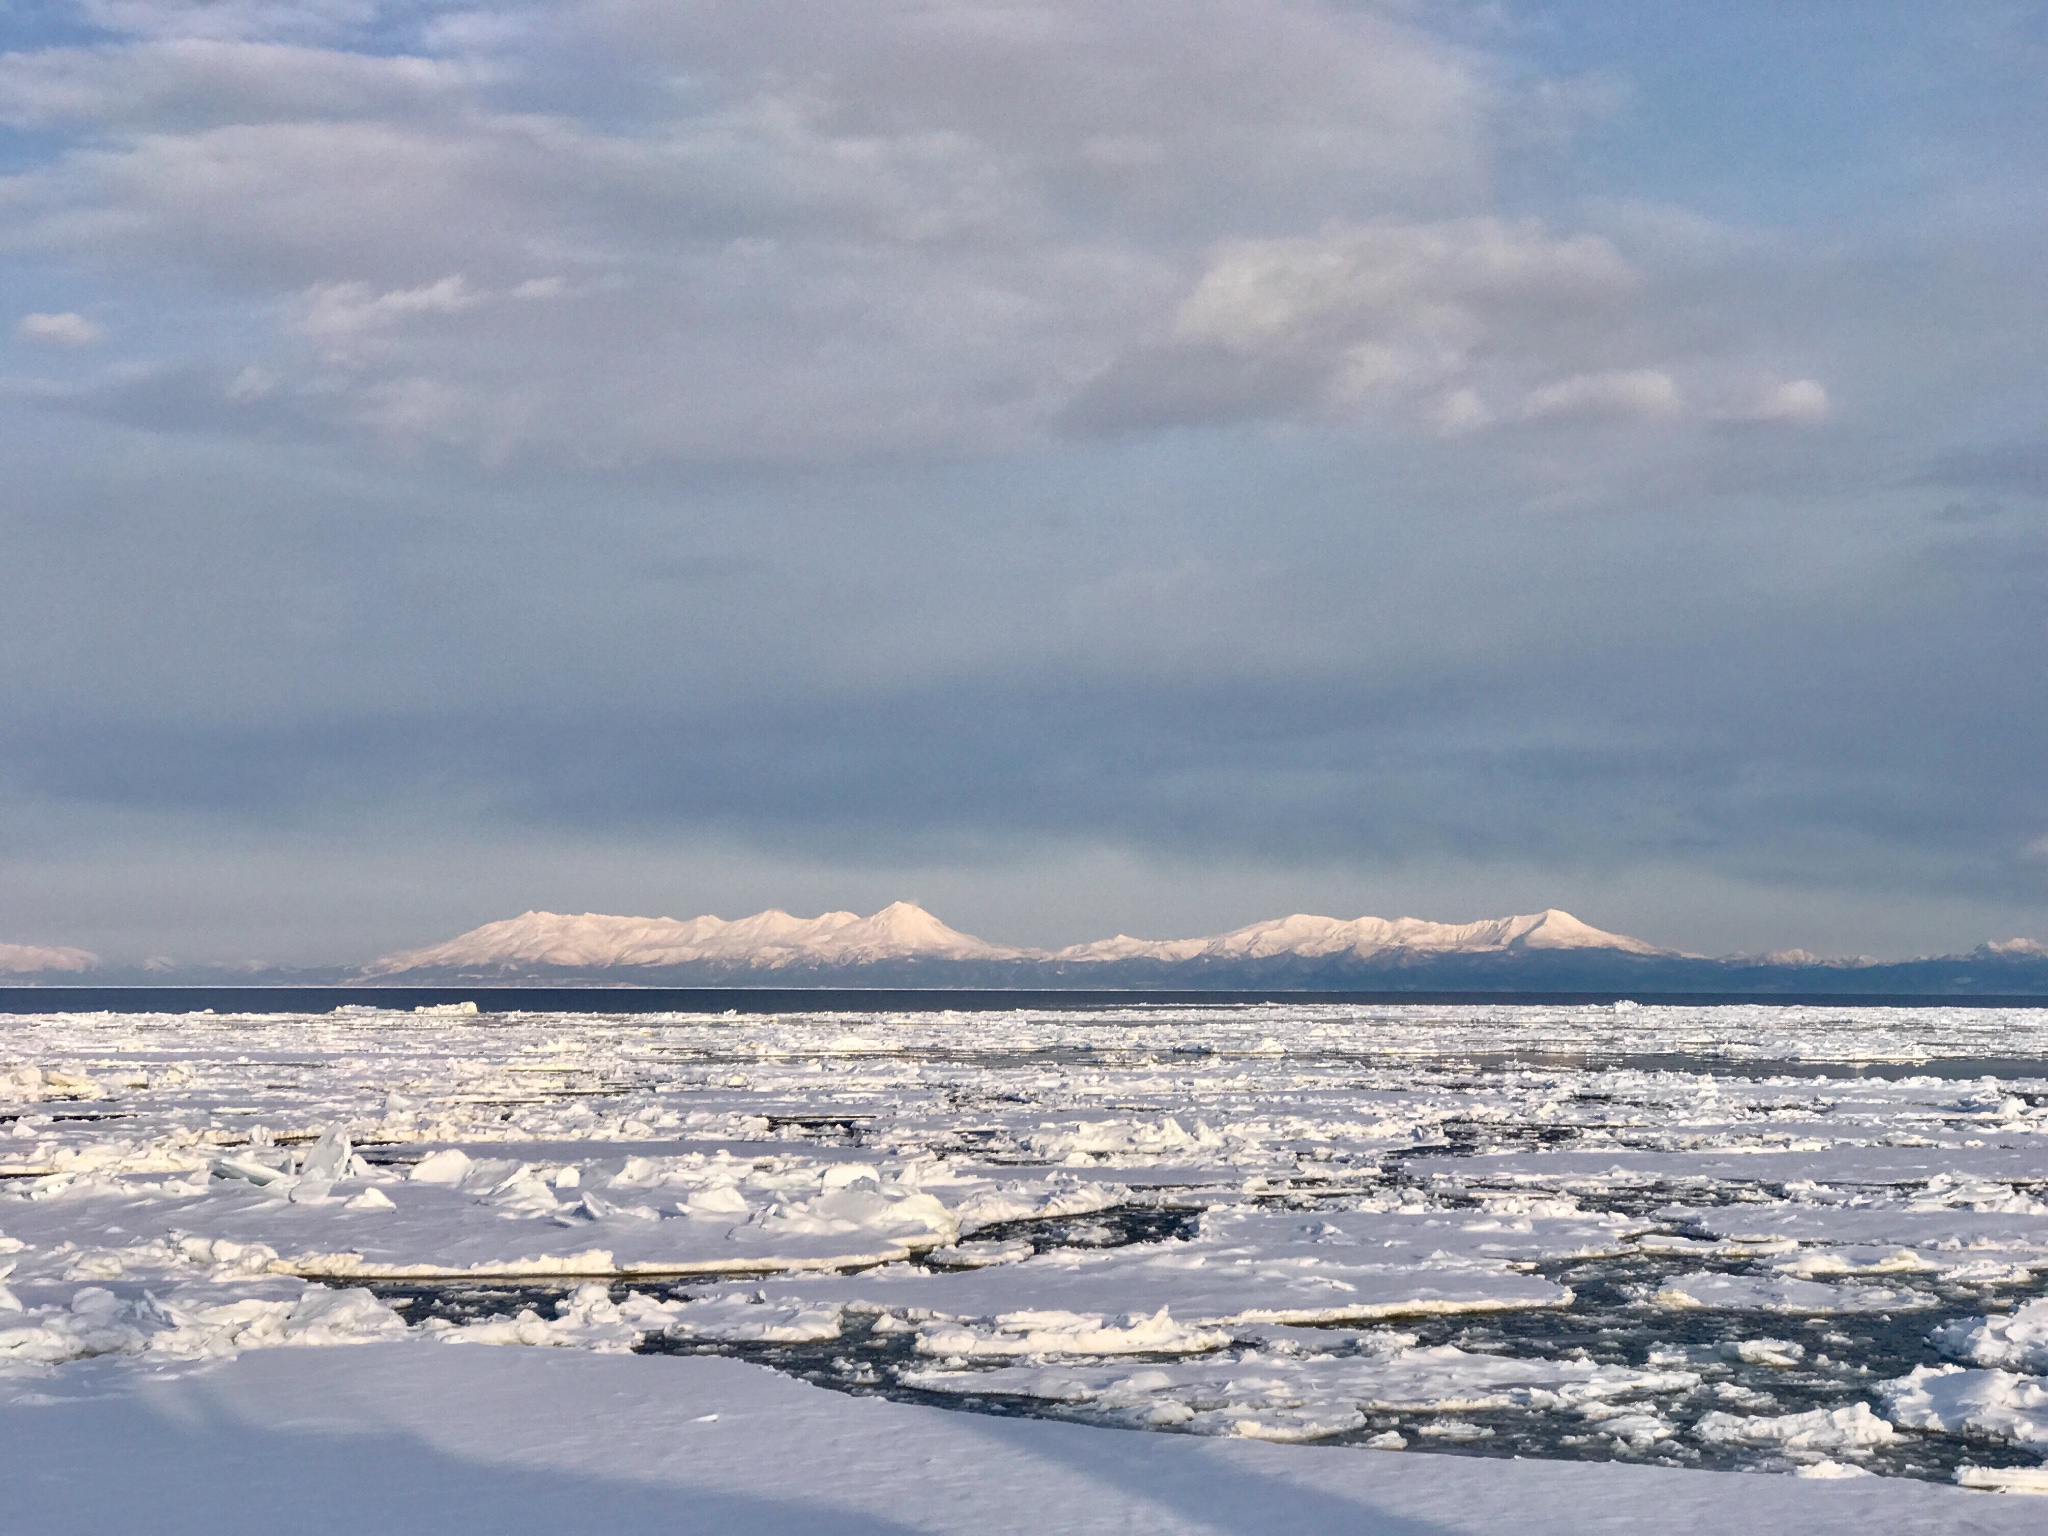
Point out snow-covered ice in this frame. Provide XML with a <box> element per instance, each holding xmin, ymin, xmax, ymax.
<box><xmin>7</xmin><ymin>998</ymin><xmax>2048</xmax><ymax>1521</ymax></box>
<box><xmin>8</xmin><ymin>1345</ymin><xmax>2041</xmax><ymax>1535</ymax></box>
<box><xmin>1879</xmin><ymin>1364</ymin><xmax>2048</xmax><ymax>1450</ymax></box>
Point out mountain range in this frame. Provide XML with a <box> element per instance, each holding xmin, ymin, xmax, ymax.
<box><xmin>7</xmin><ymin>902</ymin><xmax>2048</xmax><ymax>993</ymax></box>
<box><xmin>4</xmin><ymin>901</ymin><xmax>2048</xmax><ymax>999</ymax></box>
<box><xmin>358</xmin><ymin>901</ymin><xmax>1664</xmax><ymax>978</ymax></box>
<box><xmin>347</xmin><ymin>903</ymin><xmax>2048</xmax><ymax>992</ymax></box>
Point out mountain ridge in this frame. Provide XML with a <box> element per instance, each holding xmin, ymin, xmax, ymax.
<box><xmin>358</xmin><ymin>901</ymin><xmax>1670</xmax><ymax>979</ymax></box>
<box><xmin>359</xmin><ymin>901</ymin><xmax>1023</xmax><ymax>977</ymax></box>
<box><xmin>7</xmin><ymin>903</ymin><xmax>2048</xmax><ymax>994</ymax></box>
<box><xmin>0</xmin><ymin>942</ymin><xmax>99</xmax><ymax>975</ymax></box>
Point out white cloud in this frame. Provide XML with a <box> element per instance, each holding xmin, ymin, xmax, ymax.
<box><xmin>349</xmin><ymin>372</ymin><xmax>473</xmax><ymax>443</ymax></box>
<box><xmin>1072</xmin><ymin>218</ymin><xmax>1652</xmax><ymax>431</ymax></box>
<box><xmin>296</xmin><ymin>274</ymin><xmax>483</xmax><ymax>340</ymax></box>
<box><xmin>0</xmin><ymin>2</ymin><xmax>1530</xmax><ymax>464</ymax></box>
<box><xmin>1433</xmin><ymin>386</ymin><xmax>1492</xmax><ymax>436</ymax></box>
<box><xmin>0</xmin><ymin>40</ymin><xmax>482</xmax><ymax>130</ymax></box>
<box><xmin>77</xmin><ymin>0</ymin><xmax>379</xmax><ymax>45</ymax></box>
<box><xmin>1734</xmin><ymin>377</ymin><xmax>1831</xmax><ymax>425</ymax></box>
<box><xmin>1171</xmin><ymin>221</ymin><xmax>1634</xmax><ymax>354</ymax></box>
<box><xmin>1521</xmin><ymin>368</ymin><xmax>1681</xmax><ymax>422</ymax></box>
<box><xmin>16</xmin><ymin>311</ymin><xmax>105</xmax><ymax>346</ymax></box>
<box><xmin>0</xmin><ymin>3</ymin><xmax>1855</xmax><ymax>467</ymax></box>
<box><xmin>224</xmin><ymin>363</ymin><xmax>276</xmax><ymax>399</ymax></box>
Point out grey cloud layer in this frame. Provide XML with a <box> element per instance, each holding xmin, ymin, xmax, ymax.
<box><xmin>2</xmin><ymin>0</ymin><xmax>2045</xmax><ymax>959</ymax></box>
<box><xmin>0</xmin><ymin>2</ymin><xmax>1823</xmax><ymax>463</ymax></box>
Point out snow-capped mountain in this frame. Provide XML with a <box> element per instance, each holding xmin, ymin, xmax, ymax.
<box><xmin>1982</xmin><ymin>937</ymin><xmax>2048</xmax><ymax>957</ymax></box>
<box><xmin>360</xmin><ymin>901</ymin><xmax>1023</xmax><ymax>977</ymax></box>
<box><xmin>7</xmin><ymin>906</ymin><xmax>2048</xmax><ymax>992</ymax></box>
<box><xmin>1053</xmin><ymin>908</ymin><xmax>1670</xmax><ymax>964</ymax></box>
<box><xmin>0</xmin><ymin>941</ymin><xmax>99</xmax><ymax>974</ymax></box>
<box><xmin>360</xmin><ymin>902</ymin><xmax>1669</xmax><ymax>979</ymax></box>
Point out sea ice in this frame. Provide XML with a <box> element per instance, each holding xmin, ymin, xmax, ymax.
<box><xmin>1652</xmin><ymin>1271</ymin><xmax>1934</xmax><ymax>1313</ymax></box>
<box><xmin>902</xmin><ymin>1336</ymin><xmax>1696</xmax><ymax>1444</ymax></box>
<box><xmin>1693</xmin><ymin>1403</ymin><xmax>1897</xmax><ymax>1458</ymax></box>
<box><xmin>1877</xmin><ymin>1365</ymin><xmax>2048</xmax><ymax>1450</ymax></box>
<box><xmin>6</xmin><ymin>997</ymin><xmax>2048</xmax><ymax>1497</ymax></box>
<box><xmin>1932</xmin><ymin>1299</ymin><xmax>2048</xmax><ymax>1373</ymax></box>
<box><xmin>0</xmin><ymin>1281</ymin><xmax>405</xmax><ymax>1370</ymax></box>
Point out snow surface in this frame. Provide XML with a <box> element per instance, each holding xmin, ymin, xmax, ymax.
<box><xmin>8</xmin><ymin>999</ymin><xmax>2048</xmax><ymax>1522</ymax></box>
<box><xmin>6</xmin><ymin>1345</ymin><xmax>2037</xmax><ymax>1535</ymax></box>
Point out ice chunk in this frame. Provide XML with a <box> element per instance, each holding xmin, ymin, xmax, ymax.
<box><xmin>409</xmin><ymin>1149</ymin><xmax>474</xmax><ymax>1185</ymax></box>
<box><xmin>1</xmin><ymin>1066</ymin><xmax>102</xmax><ymax>1101</ymax></box>
<box><xmin>210</xmin><ymin>1153</ymin><xmax>291</xmax><ymax>1187</ymax></box>
<box><xmin>1723</xmin><ymin>1338</ymin><xmax>1806</xmax><ymax>1368</ymax></box>
<box><xmin>299</xmin><ymin>1126</ymin><xmax>355</xmax><ymax>1183</ymax></box>
<box><xmin>1933</xmin><ymin>1298</ymin><xmax>2048</xmax><ymax>1373</ymax></box>
<box><xmin>0</xmin><ymin>1283</ymin><xmax>404</xmax><ymax>1366</ymax></box>
<box><xmin>1652</xmin><ymin>1271</ymin><xmax>1931</xmax><ymax>1313</ymax></box>
<box><xmin>1770</xmin><ymin>1246</ymin><xmax>1937</xmax><ymax>1279</ymax></box>
<box><xmin>1878</xmin><ymin>1364</ymin><xmax>2048</xmax><ymax>1450</ymax></box>
<box><xmin>250</xmin><ymin>1286</ymin><xmax>410</xmax><ymax>1348</ymax></box>
<box><xmin>953</xmin><ymin>1178</ymin><xmax>1129</xmax><ymax>1235</ymax></box>
<box><xmin>1693</xmin><ymin>1402</ymin><xmax>1896</xmax><ymax>1455</ymax></box>
<box><xmin>916</xmin><ymin>1307</ymin><xmax>1229</xmax><ymax>1359</ymax></box>
<box><xmin>925</xmin><ymin>1240</ymin><xmax>1035</xmax><ymax>1271</ymax></box>
<box><xmin>1956</xmin><ymin>1465</ymin><xmax>2048</xmax><ymax>1494</ymax></box>
<box><xmin>444</xmin><ymin>1283</ymin><xmax>671</xmax><ymax>1352</ymax></box>
<box><xmin>567</xmin><ymin>1193</ymin><xmax>662</xmax><ymax>1223</ymax></box>
<box><xmin>0</xmin><ymin>1287</ymin><xmax>153</xmax><ymax>1365</ymax></box>
<box><xmin>760</xmin><ymin>1185</ymin><xmax>957</xmax><ymax>1246</ymax></box>
<box><xmin>1416</xmin><ymin>1420</ymin><xmax>1492</xmax><ymax>1440</ymax></box>
<box><xmin>660</xmin><ymin>1294</ymin><xmax>845</xmax><ymax>1344</ymax></box>
<box><xmin>445</xmin><ymin>1286</ymin><xmax>842</xmax><ymax>1351</ymax></box>
<box><xmin>681</xmin><ymin>1184</ymin><xmax>751</xmax><ymax>1218</ymax></box>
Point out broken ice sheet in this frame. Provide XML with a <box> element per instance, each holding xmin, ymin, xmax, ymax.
<box><xmin>7</xmin><ymin>999</ymin><xmax>2048</xmax><ymax>1488</ymax></box>
<box><xmin>899</xmin><ymin>1332</ymin><xmax>1696</xmax><ymax>1444</ymax></box>
<box><xmin>1650</xmin><ymin>1271</ymin><xmax>1937</xmax><ymax>1313</ymax></box>
<box><xmin>435</xmin><ymin>1283</ymin><xmax>844</xmax><ymax>1352</ymax></box>
<box><xmin>0</xmin><ymin>1281</ymin><xmax>406</xmax><ymax>1372</ymax></box>
<box><xmin>732</xmin><ymin>1204</ymin><xmax>1583</xmax><ymax>1327</ymax></box>
<box><xmin>0</xmin><ymin>1148</ymin><xmax>963</xmax><ymax>1284</ymax></box>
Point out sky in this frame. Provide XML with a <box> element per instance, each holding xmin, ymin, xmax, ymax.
<box><xmin>2</xmin><ymin>0</ymin><xmax>2046</xmax><ymax>966</ymax></box>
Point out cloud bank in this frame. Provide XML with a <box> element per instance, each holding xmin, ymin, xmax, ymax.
<box><xmin>0</xmin><ymin>1</ymin><xmax>2044</xmax><ymax>963</ymax></box>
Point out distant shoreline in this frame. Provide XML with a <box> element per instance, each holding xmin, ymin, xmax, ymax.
<box><xmin>4</xmin><ymin>986</ymin><xmax>2047</xmax><ymax>1014</ymax></box>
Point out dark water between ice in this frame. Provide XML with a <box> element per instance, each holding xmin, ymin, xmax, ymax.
<box><xmin>350</xmin><ymin>1033</ymin><xmax>2048</xmax><ymax>1485</ymax></box>
<box><xmin>369</xmin><ymin>1194</ymin><xmax>2048</xmax><ymax>1485</ymax></box>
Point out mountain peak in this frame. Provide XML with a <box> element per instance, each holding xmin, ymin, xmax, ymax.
<box><xmin>1053</xmin><ymin>907</ymin><xmax>1669</xmax><ymax>965</ymax></box>
<box><xmin>0</xmin><ymin>941</ymin><xmax>99</xmax><ymax>975</ymax></box>
<box><xmin>361</xmin><ymin>902</ymin><xmax>1019</xmax><ymax>977</ymax></box>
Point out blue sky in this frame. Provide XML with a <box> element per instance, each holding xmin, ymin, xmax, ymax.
<box><xmin>2</xmin><ymin>1</ymin><xmax>2045</xmax><ymax>964</ymax></box>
